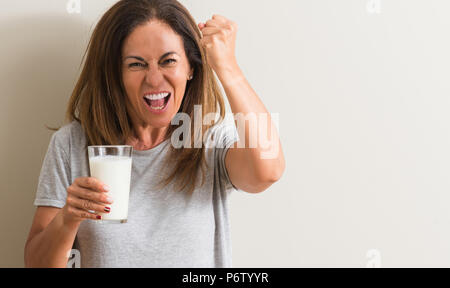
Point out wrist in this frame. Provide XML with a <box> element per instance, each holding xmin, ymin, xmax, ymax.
<box><xmin>215</xmin><ymin>63</ymin><xmax>245</xmax><ymax>86</ymax></box>
<box><xmin>59</xmin><ymin>207</ymin><xmax>82</xmax><ymax>231</ymax></box>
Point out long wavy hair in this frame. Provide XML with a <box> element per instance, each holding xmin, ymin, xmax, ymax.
<box><xmin>66</xmin><ymin>0</ymin><xmax>226</xmax><ymax>194</ymax></box>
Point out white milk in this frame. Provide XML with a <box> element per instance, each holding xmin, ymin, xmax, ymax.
<box><xmin>89</xmin><ymin>156</ymin><xmax>132</xmax><ymax>222</ymax></box>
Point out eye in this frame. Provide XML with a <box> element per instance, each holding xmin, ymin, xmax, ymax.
<box><xmin>128</xmin><ymin>62</ymin><xmax>147</xmax><ymax>68</ymax></box>
<box><xmin>162</xmin><ymin>58</ymin><xmax>177</xmax><ymax>65</ymax></box>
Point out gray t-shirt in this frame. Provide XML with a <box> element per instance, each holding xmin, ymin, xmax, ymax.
<box><xmin>34</xmin><ymin>120</ymin><xmax>240</xmax><ymax>268</ymax></box>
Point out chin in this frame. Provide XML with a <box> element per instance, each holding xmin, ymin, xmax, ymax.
<box><xmin>147</xmin><ymin>110</ymin><xmax>177</xmax><ymax>128</ymax></box>
<box><xmin>146</xmin><ymin>118</ymin><xmax>172</xmax><ymax>129</ymax></box>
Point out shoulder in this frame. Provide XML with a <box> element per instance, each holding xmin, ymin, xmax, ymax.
<box><xmin>52</xmin><ymin>120</ymin><xmax>82</xmax><ymax>142</ymax></box>
<box><xmin>204</xmin><ymin>115</ymin><xmax>239</xmax><ymax>149</ymax></box>
<box><xmin>50</xmin><ymin>120</ymin><xmax>85</xmax><ymax>154</ymax></box>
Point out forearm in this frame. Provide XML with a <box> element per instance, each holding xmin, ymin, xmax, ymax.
<box><xmin>25</xmin><ymin>209</ymin><xmax>80</xmax><ymax>268</ymax></box>
<box><xmin>216</xmin><ymin>66</ymin><xmax>285</xmax><ymax>174</ymax></box>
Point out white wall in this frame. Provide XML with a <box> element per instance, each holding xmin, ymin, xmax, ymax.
<box><xmin>1</xmin><ymin>0</ymin><xmax>450</xmax><ymax>267</ymax></box>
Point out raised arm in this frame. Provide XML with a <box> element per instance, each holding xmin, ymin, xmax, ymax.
<box><xmin>199</xmin><ymin>15</ymin><xmax>285</xmax><ymax>193</ymax></box>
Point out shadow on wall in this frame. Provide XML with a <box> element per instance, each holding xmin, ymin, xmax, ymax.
<box><xmin>0</xmin><ymin>15</ymin><xmax>90</xmax><ymax>267</ymax></box>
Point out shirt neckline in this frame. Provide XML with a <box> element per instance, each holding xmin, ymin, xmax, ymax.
<box><xmin>131</xmin><ymin>138</ymin><xmax>171</xmax><ymax>156</ymax></box>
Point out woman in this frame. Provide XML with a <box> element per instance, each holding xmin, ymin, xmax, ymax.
<box><xmin>24</xmin><ymin>0</ymin><xmax>285</xmax><ymax>268</ymax></box>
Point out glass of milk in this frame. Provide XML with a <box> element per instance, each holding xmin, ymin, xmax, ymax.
<box><xmin>88</xmin><ymin>146</ymin><xmax>133</xmax><ymax>223</ymax></box>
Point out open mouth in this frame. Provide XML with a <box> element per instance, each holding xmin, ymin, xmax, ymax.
<box><xmin>143</xmin><ymin>92</ymin><xmax>171</xmax><ymax>112</ymax></box>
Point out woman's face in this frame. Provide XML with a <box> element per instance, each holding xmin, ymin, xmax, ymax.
<box><xmin>122</xmin><ymin>20</ymin><xmax>193</xmax><ymax>129</ymax></box>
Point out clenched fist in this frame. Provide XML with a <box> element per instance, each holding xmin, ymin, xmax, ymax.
<box><xmin>198</xmin><ymin>14</ymin><xmax>239</xmax><ymax>75</ymax></box>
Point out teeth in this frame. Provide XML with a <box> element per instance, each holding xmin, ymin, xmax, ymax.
<box><xmin>144</xmin><ymin>92</ymin><xmax>169</xmax><ymax>100</ymax></box>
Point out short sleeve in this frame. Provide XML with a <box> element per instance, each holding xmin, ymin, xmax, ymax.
<box><xmin>208</xmin><ymin>117</ymin><xmax>240</xmax><ymax>191</ymax></box>
<box><xmin>33</xmin><ymin>130</ymin><xmax>71</xmax><ymax>208</ymax></box>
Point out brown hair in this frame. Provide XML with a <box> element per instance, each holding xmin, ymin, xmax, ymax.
<box><xmin>66</xmin><ymin>0</ymin><xmax>226</xmax><ymax>194</ymax></box>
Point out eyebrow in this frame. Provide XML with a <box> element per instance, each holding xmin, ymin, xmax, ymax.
<box><xmin>123</xmin><ymin>52</ymin><xmax>178</xmax><ymax>62</ymax></box>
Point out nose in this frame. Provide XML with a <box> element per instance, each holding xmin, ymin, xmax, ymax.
<box><xmin>144</xmin><ymin>65</ymin><xmax>165</xmax><ymax>87</ymax></box>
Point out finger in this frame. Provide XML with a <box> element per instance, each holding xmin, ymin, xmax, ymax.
<box><xmin>200</xmin><ymin>27</ymin><xmax>222</xmax><ymax>37</ymax></box>
<box><xmin>67</xmin><ymin>185</ymin><xmax>114</xmax><ymax>205</ymax></box>
<box><xmin>67</xmin><ymin>195</ymin><xmax>111</xmax><ymax>214</ymax></box>
<box><xmin>198</xmin><ymin>22</ymin><xmax>205</xmax><ymax>30</ymax></box>
<box><xmin>212</xmin><ymin>14</ymin><xmax>228</xmax><ymax>24</ymax></box>
<box><xmin>67</xmin><ymin>205</ymin><xmax>102</xmax><ymax>220</ymax></box>
<box><xmin>74</xmin><ymin>177</ymin><xmax>109</xmax><ymax>192</ymax></box>
<box><xmin>205</xmin><ymin>19</ymin><xmax>222</xmax><ymax>28</ymax></box>
<box><xmin>212</xmin><ymin>15</ymin><xmax>237</xmax><ymax>32</ymax></box>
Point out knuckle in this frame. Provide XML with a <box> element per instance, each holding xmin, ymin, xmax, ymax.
<box><xmin>67</xmin><ymin>206</ymin><xmax>74</xmax><ymax>214</ymax></box>
<box><xmin>81</xmin><ymin>189</ymin><xmax>91</xmax><ymax>200</ymax></box>
<box><xmin>67</xmin><ymin>185</ymin><xmax>75</xmax><ymax>194</ymax></box>
<box><xmin>82</xmin><ymin>200</ymin><xmax>91</xmax><ymax>210</ymax></box>
<box><xmin>75</xmin><ymin>177</ymin><xmax>83</xmax><ymax>185</ymax></box>
<box><xmin>77</xmin><ymin>189</ymin><xmax>86</xmax><ymax>200</ymax></box>
<box><xmin>86</xmin><ymin>177</ymin><xmax>94</xmax><ymax>186</ymax></box>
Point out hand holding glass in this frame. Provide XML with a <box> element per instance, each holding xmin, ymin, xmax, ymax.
<box><xmin>88</xmin><ymin>146</ymin><xmax>132</xmax><ymax>223</ymax></box>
